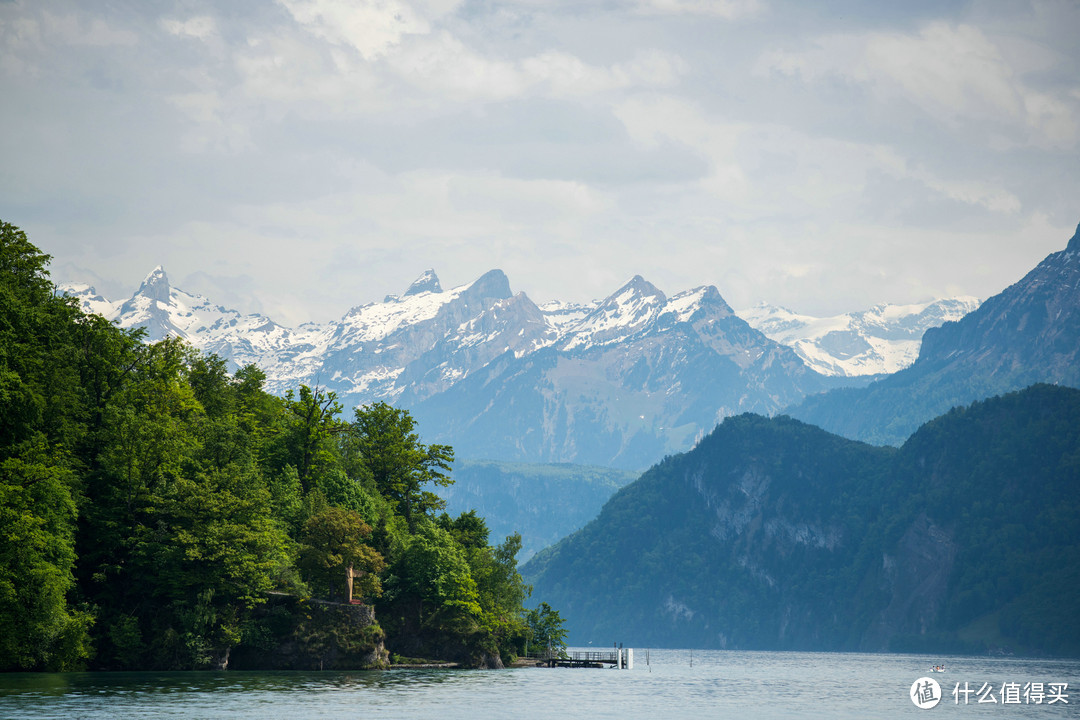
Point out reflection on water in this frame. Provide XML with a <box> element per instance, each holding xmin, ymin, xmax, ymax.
<box><xmin>2</xmin><ymin>650</ymin><xmax>1078</xmax><ymax>719</ymax></box>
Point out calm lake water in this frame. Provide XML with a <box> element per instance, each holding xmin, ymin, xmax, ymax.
<box><xmin>1</xmin><ymin>650</ymin><xmax>1077</xmax><ymax>719</ymax></box>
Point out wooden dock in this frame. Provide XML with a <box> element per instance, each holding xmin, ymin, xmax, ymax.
<box><xmin>528</xmin><ymin>649</ymin><xmax>634</xmax><ymax>669</ymax></box>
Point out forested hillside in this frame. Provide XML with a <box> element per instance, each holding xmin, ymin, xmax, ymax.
<box><xmin>0</xmin><ymin>221</ymin><xmax>546</xmax><ymax>672</ymax></box>
<box><xmin>525</xmin><ymin>385</ymin><xmax>1080</xmax><ymax>656</ymax></box>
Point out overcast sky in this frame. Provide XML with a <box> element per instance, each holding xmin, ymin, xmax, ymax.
<box><xmin>2</xmin><ymin>0</ymin><xmax>1078</xmax><ymax>326</ymax></box>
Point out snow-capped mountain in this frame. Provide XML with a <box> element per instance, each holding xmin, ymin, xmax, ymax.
<box><xmin>411</xmin><ymin>277</ymin><xmax>853</xmax><ymax>468</ymax></box>
<box><xmin>59</xmin><ymin>268</ymin><xmax>332</xmax><ymax>391</ymax></box>
<box><xmin>739</xmin><ymin>298</ymin><xmax>982</xmax><ymax>377</ymax></box>
<box><xmin>60</xmin><ymin>265</ymin><xmax>971</xmax><ymax>467</ymax></box>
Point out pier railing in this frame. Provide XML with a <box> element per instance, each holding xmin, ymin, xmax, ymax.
<box><xmin>522</xmin><ymin>648</ymin><xmax>632</xmax><ymax>668</ymax></box>
<box><xmin>568</xmin><ymin>651</ymin><xmax>617</xmax><ymax>663</ymax></box>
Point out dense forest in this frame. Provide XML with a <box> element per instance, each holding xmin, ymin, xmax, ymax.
<box><xmin>525</xmin><ymin>385</ymin><xmax>1080</xmax><ymax>656</ymax></box>
<box><xmin>0</xmin><ymin>221</ymin><xmax>562</xmax><ymax>672</ymax></box>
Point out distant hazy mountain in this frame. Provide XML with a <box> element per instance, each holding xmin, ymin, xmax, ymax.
<box><xmin>442</xmin><ymin>460</ymin><xmax>640</xmax><ymax>562</ymax></box>
<box><xmin>739</xmin><ymin>297</ymin><xmax>981</xmax><ymax>377</ymax></box>
<box><xmin>523</xmin><ymin>384</ymin><xmax>1080</xmax><ymax>656</ymax></box>
<box><xmin>788</xmin><ymin>223</ymin><xmax>1080</xmax><ymax>445</ymax></box>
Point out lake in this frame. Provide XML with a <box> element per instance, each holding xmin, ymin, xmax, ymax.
<box><xmin>1</xmin><ymin>650</ymin><xmax>1077</xmax><ymax>719</ymax></box>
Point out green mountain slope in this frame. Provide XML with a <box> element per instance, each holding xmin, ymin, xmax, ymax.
<box><xmin>524</xmin><ymin>384</ymin><xmax>1080</xmax><ymax>656</ymax></box>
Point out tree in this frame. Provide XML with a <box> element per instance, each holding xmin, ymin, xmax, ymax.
<box><xmin>0</xmin><ymin>220</ymin><xmax>94</xmax><ymax>670</ymax></box>
<box><xmin>526</xmin><ymin>602</ymin><xmax>568</xmax><ymax>657</ymax></box>
<box><xmin>298</xmin><ymin>506</ymin><xmax>386</xmax><ymax>603</ymax></box>
<box><xmin>349</xmin><ymin>402</ymin><xmax>453</xmax><ymax>530</ymax></box>
<box><xmin>133</xmin><ymin>465</ymin><xmax>293</xmax><ymax>669</ymax></box>
<box><xmin>280</xmin><ymin>385</ymin><xmax>343</xmax><ymax>493</ymax></box>
<box><xmin>0</xmin><ymin>446</ymin><xmax>92</xmax><ymax>670</ymax></box>
<box><xmin>390</xmin><ymin>523</ymin><xmax>481</xmax><ymax>631</ymax></box>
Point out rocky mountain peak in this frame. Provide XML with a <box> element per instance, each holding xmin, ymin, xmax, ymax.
<box><xmin>136</xmin><ymin>265</ymin><xmax>171</xmax><ymax>305</ymax></box>
<box><xmin>466</xmin><ymin>269</ymin><xmax>513</xmax><ymax>301</ymax></box>
<box><xmin>617</xmin><ymin>274</ymin><xmax>665</xmax><ymax>301</ymax></box>
<box><xmin>404</xmin><ymin>269</ymin><xmax>442</xmax><ymax>296</ymax></box>
<box><xmin>1068</xmin><ymin>222</ymin><xmax>1080</xmax><ymax>253</ymax></box>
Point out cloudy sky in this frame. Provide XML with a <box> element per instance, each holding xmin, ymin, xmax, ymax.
<box><xmin>2</xmin><ymin>0</ymin><xmax>1078</xmax><ymax>326</ymax></box>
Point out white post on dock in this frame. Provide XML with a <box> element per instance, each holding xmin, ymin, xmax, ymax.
<box><xmin>625</xmin><ymin>648</ymin><xmax>633</xmax><ymax>670</ymax></box>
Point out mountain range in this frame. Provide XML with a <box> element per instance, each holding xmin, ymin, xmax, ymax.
<box><xmin>739</xmin><ymin>297</ymin><xmax>980</xmax><ymax>377</ymax></box>
<box><xmin>60</xmin><ymin>268</ymin><xmax>974</xmax><ymax>468</ymax></box>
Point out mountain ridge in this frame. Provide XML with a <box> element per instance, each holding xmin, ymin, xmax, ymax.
<box><xmin>60</xmin><ymin>265</ymin><xmax>977</xmax><ymax>467</ymax></box>
<box><xmin>788</xmin><ymin>223</ymin><xmax>1080</xmax><ymax>445</ymax></box>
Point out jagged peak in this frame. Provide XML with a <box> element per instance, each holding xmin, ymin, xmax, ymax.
<box><xmin>1067</xmin><ymin>221</ymin><xmax>1080</xmax><ymax>253</ymax></box>
<box><xmin>404</xmin><ymin>269</ymin><xmax>442</xmax><ymax>296</ymax></box>
<box><xmin>135</xmin><ymin>265</ymin><xmax>170</xmax><ymax>304</ymax></box>
<box><xmin>605</xmin><ymin>275</ymin><xmax>666</xmax><ymax>305</ymax></box>
<box><xmin>660</xmin><ymin>285</ymin><xmax>734</xmax><ymax>324</ymax></box>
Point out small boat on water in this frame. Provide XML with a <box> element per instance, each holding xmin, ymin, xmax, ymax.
<box><xmin>930</xmin><ymin>665</ymin><xmax>947</xmax><ymax>673</ymax></box>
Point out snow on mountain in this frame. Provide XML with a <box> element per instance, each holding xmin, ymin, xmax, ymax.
<box><xmin>790</xmin><ymin>222</ymin><xmax>1080</xmax><ymax>446</ymax></box>
<box><xmin>538</xmin><ymin>300</ymin><xmax>598</xmax><ymax>333</ymax></box>
<box><xmin>409</xmin><ymin>278</ymin><xmax>843</xmax><ymax>468</ymax></box>
<box><xmin>738</xmin><ymin>297</ymin><xmax>981</xmax><ymax>377</ymax></box>
<box><xmin>63</xmin><ymin>264</ymin><xmax>977</xmax><ymax>397</ymax></box>
<box><xmin>403</xmin><ymin>269</ymin><xmax>442</xmax><ymax>296</ymax></box>
<box><xmin>56</xmin><ymin>281</ymin><xmax>122</xmax><ymax>319</ymax></box>
<box><xmin>61</xmin><ymin>267</ymin><xmax>334</xmax><ymax>393</ymax></box>
<box><xmin>560</xmin><ymin>276</ymin><xmax>670</xmax><ymax>351</ymax></box>
<box><xmin>61</xmin><ymin>262</ymin><xmax>979</xmax><ymax>466</ymax></box>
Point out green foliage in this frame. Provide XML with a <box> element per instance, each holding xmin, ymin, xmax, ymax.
<box><xmin>391</xmin><ymin>523</ymin><xmax>482</xmax><ymax>625</ymax></box>
<box><xmin>349</xmin><ymin>401</ymin><xmax>454</xmax><ymax>531</ymax></box>
<box><xmin>0</xmin><ymin>445</ymin><xmax>90</xmax><ymax>671</ymax></box>
<box><xmin>0</xmin><ymin>219</ymin><xmax>551</xmax><ymax>670</ymax></box>
<box><xmin>298</xmin><ymin>506</ymin><xmax>385</xmax><ymax>602</ymax></box>
<box><xmin>278</xmin><ymin>385</ymin><xmax>344</xmax><ymax>493</ymax></box>
<box><xmin>526</xmin><ymin>602</ymin><xmax>568</xmax><ymax>656</ymax></box>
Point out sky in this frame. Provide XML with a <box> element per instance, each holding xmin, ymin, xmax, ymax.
<box><xmin>1</xmin><ymin>0</ymin><xmax>1078</xmax><ymax>327</ymax></box>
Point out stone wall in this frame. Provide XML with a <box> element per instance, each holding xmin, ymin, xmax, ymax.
<box><xmin>230</xmin><ymin>595</ymin><xmax>389</xmax><ymax>670</ymax></box>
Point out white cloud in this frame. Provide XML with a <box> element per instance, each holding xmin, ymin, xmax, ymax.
<box><xmin>161</xmin><ymin>16</ymin><xmax>217</xmax><ymax>41</ymax></box>
<box><xmin>41</xmin><ymin>11</ymin><xmax>138</xmax><ymax>47</ymax></box>
<box><xmin>758</xmin><ymin>21</ymin><xmax>1079</xmax><ymax>148</ymax></box>
<box><xmin>393</xmin><ymin>39</ymin><xmax>685</xmax><ymax>101</ymax></box>
<box><xmin>279</xmin><ymin>0</ymin><xmax>443</xmax><ymax>60</ymax></box>
<box><xmin>634</xmin><ymin>0</ymin><xmax>763</xmax><ymax>19</ymax></box>
<box><xmin>613</xmin><ymin>94</ymin><xmax>1023</xmax><ymax>220</ymax></box>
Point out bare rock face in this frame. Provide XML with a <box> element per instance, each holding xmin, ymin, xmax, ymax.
<box><xmin>478</xmin><ymin>652</ymin><xmax>504</xmax><ymax>669</ymax></box>
<box><xmin>862</xmin><ymin>513</ymin><xmax>957</xmax><ymax>649</ymax></box>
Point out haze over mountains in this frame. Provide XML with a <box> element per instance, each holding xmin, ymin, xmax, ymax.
<box><xmin>790</xmin><ymin>222</ymin><xmax>1080</xmax><ymax>445</ymax></box>
<box><xmin>60</xmin><ymin>268</ymin><xmax>976</xmax><ymax>468</ymax></box>
<box><xmin>740</xmin><ymin>298</ymin><xmax>980</xmax><ymax>377</ymax></box>
<box><xmin>523</xmin><ymin>384</ymin><xmax>1080</xmax><ymax>656</ymax></box>
<box><xmin>57</xmin><ymin>223</ymin><xmax>1080</xmax><ymax>656</ymax></box>
<box><xmin>520</xmin><ymin>223</ymin><xmax>1080</xmax><ymax>655</ymax></box>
